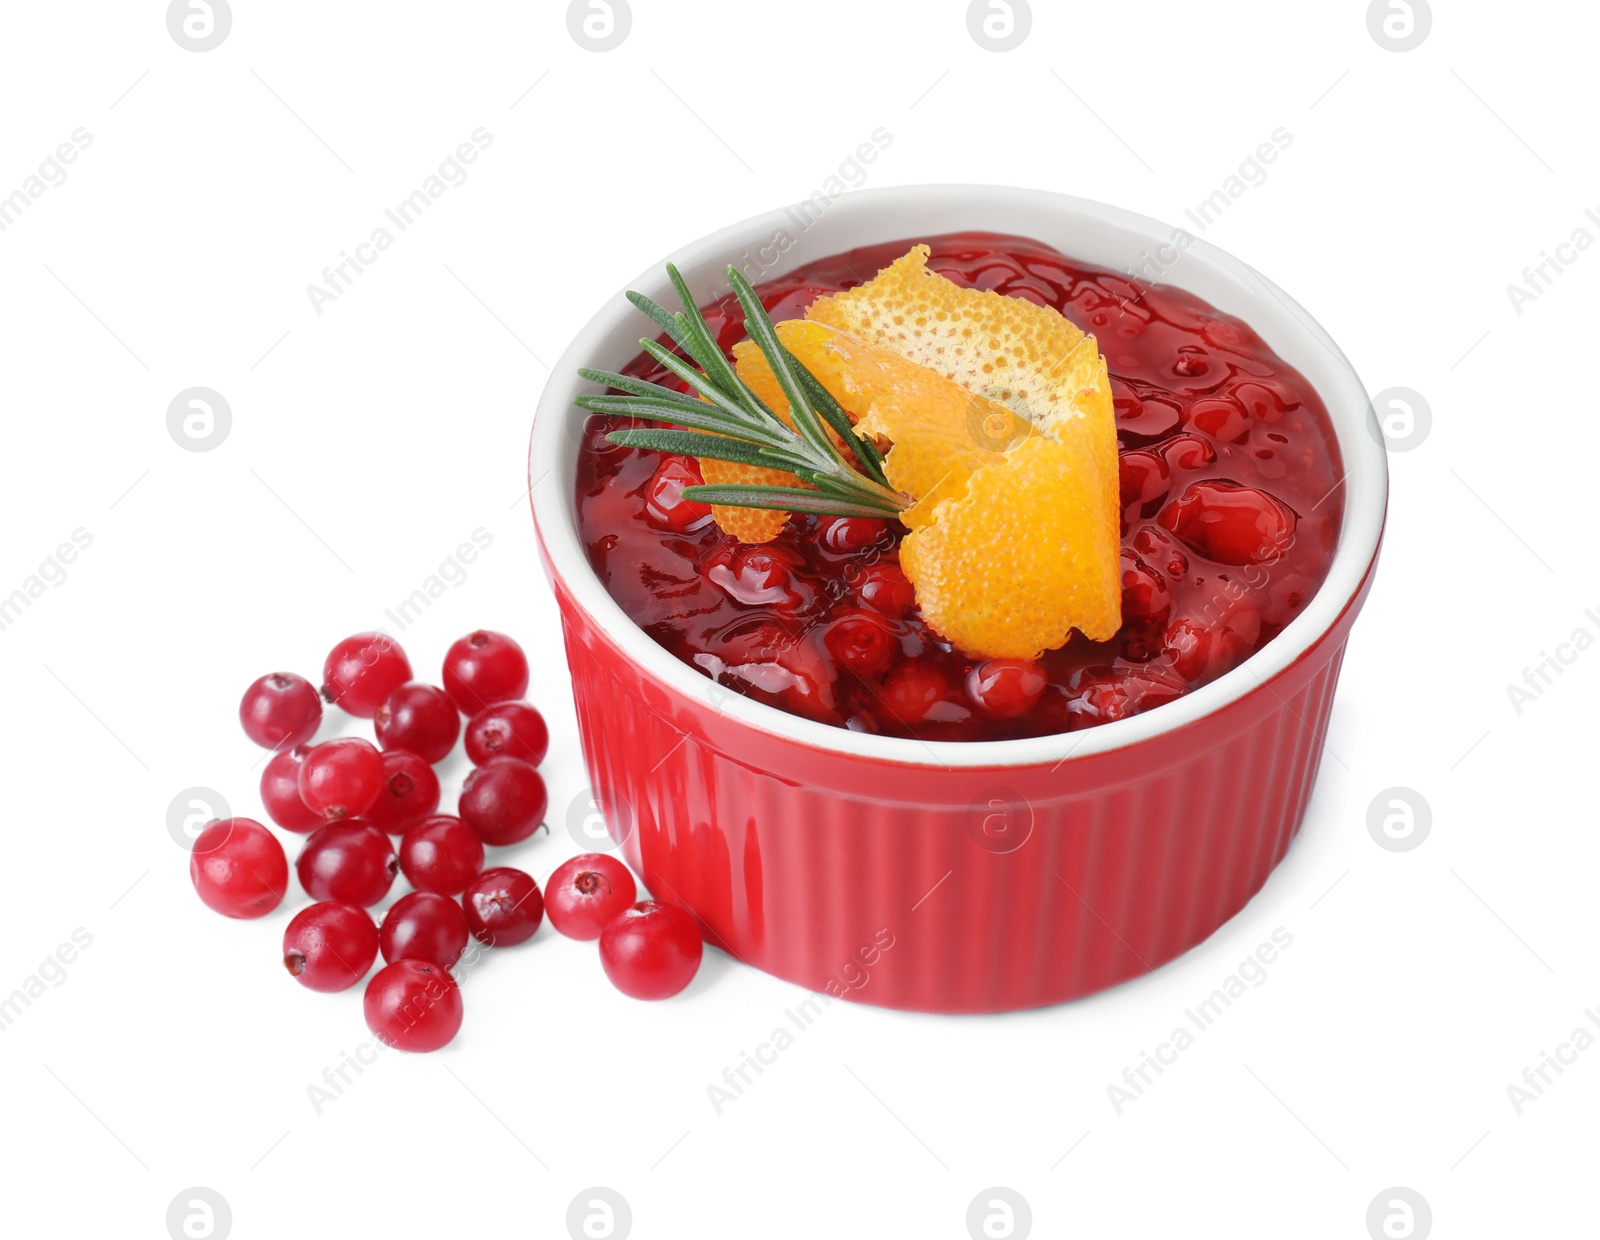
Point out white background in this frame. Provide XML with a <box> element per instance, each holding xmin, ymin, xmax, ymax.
<box><xmin>0</xmin><ymin>1</ymin><xmax>1592</xmax><ymax>1237</ymax></box>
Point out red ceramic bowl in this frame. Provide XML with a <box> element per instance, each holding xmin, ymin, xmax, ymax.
<box><xmin>531</xmin><ymin>185</ymin><xmax>1386</xmax><ymax>1013</ymax></box>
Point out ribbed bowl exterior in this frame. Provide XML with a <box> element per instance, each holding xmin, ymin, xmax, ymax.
<box><xmin>547</xmin><ymin>561</ymin><xmax>1374</xmax><ymax>1014</ymax></box>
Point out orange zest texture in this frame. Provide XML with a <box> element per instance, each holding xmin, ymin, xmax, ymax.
<box><xmin>814</xmin><ymin>245</ymin><xmax>1123</xmax><ymax>657</ymax></box>
<box><xmin>698</xmin><ymin>245</ymin><xmax>1121</xmax><ymax>659</ymax></box>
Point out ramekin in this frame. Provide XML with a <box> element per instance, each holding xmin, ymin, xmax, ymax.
<box><xmin>530</xmin><ymin>185</ymin><xmax>1385</xmax><ymax>1013</ymax></box>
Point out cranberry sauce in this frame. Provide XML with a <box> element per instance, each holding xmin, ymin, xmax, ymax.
<box><xmin>574</xmin><ymin>233</ymin><xmax>1344</xmax><ymax>742</ymax></box>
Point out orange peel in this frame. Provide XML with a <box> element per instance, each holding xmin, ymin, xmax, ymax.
<box><xmin>691</xmin><ymin>244</ymin><xmax>1121</xmax><ymax>657</ymax></box>
<box><xmin>803</xmin><ymin>245</ymin><xmax>1122</xmax><ymax>656</ymax></box>
<box><xmin>694</xmin><ymin>341</ymin><xmax>806</xmax><ymax>544</ymax></box>
<box><xmin>765</xmin><ymin>320</ymin><xmax>1033</xmax><ymax>525</ymax></box>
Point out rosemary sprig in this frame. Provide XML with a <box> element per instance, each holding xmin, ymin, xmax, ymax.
<box><xmin>573</xmin><ymin>263</ymin><xmax>907</xmax><ymax>520</ymax></box>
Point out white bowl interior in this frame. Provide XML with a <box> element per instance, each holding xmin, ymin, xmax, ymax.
<box><xmin>531</xmin><ymin>185</ymin><xmax>1386</xmax><ymax>770</ymax></box>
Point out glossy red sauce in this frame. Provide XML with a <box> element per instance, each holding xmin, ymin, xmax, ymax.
<box><xmin>575</xmin><ymin>233</ymin><xmax>1344</xmax><ymax>741</ymax></box>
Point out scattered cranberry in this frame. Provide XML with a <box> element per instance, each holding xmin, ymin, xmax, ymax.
<box><xmin>362</xmin><ymin>750</ymin><xmax>441</xmax><ymax>835</ymax></box>
<box><xmin>322</xmin><ymin>632</ymin><xmax>412</xmax><ymax>719</ymax></box>
<box><xmin>854</xmin><ymin>561</ymin><xmax>915</xmax><ymax>616</ymax></box>
<box><xmin>296</xmin><ymin>821</ymin><xmax>398</xmax><ymax>907</ymax></box>
<box><xmin>545</xmin><ymin>854</ymin><xmax>638</xmax><ymax>941</ymax></box>
<box><xmin>966</xmin><ymin>659</ymin><xmax>1046</xmax><ymax>718</ymax></box>
<box><xmin>599</xmin><ymin>901</ymin><xmax>703</xmax><ymax>1000</ymax></box>
<box><xmin>238</xmin><ymin>673</ymin><xmax>321</xmax><ymax>750</ymax></box>
<box><xmin>364</xmin><ymin>960</ymin><xmax>463</xmax><ymax>1053</ymax></box>
<box><xmin>260</xmin><ymin>745</ymin><xmax>323</xmax><ymax>832</ymax></box>
<box><xmin>380</xmin><ymin>892</ymin><xmax>470</xmax><ymax>970</ymax></box>
<box><xmin>374</xmin><ymin>682</ymin><xmax>460</xmax><ymax>764</ymax></box>
<box><xmin>463</xmin><ymin>702</ymin><xmax>550</xmax><ymax>767</ymax></box>
<box><xmin>282</xmin><ymin>902</ymin><xmax>378</xmax><ymax>992</ymax></box>
<box><xmin>298</xmin><ymin>738</ymin><xmax>385</xmax><ymax>820</ymax></box>
<box><xmin>462</xmin><ymin>867</ymin><xmax>544</xmax><ymax>946</ymax></box>
<box><xmin>459</xmin><ymin>757</ymin><xmax>548</xmax><ymax>847</ymax></box>
<box><xmin>823</xmin><ymin>611</ymin><xmax>898</xmax><ymax>678</ymax></box>
<box><xmin>1159</xmin><ymin>481</ymin><xmax>1298</xmax><ymax>565</ymax></box>
<box><xmin>190</xmin><ymin>818</ymin><xmax>288</xmax><ymax>919</ymax></box>
<box><xmin>442</xmin><ymin>630</ymin><xmax>530</xmax><ymax>715</ymax></box>
<box><xmin>643</xmin><ymin>456</ymin><xmax>713</xmax><ymax>534</ymax></box>
<box><xmin>399</xmin><ymin>816</ymin><xmax>485</xmax><ymax>896</ymax></box>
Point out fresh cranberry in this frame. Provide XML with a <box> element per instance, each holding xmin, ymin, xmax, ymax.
<box><xmin>823</xmin><ymin>611</ymin><xmax>897</xmax><ymax>678</ymax></box>
<box><xmin>817</xmin><ymin>516</ymin><xmax>890</xmax><ymax>555</ymax></box>
<box><xmin>1159</xmin><ymin>434</ymin><xmax>1217</xmax><ymax>472</ymax></box>
<box><xmin>599</xmin><ymin>901</ymin><xmax>703</xmax><ymax>1000</ymax></box>
<box><xmin>380</xmin><ymin>892</ymin><xmax>470</xmax><ymax>970</ymax></box>
<box><xmin>966</xmin><ymin>659</ymin><xmax>1046</xmax><ymax>718</ymax></box>
<box><xmin>459</xmin><ymin>757</ymin><xmax>548</xmax><ymax>846</ymax></box>
<box><xmin>260</xmin><ymin>745</ymin><xmax>323</xmax><ymax>832</ymax></box>
<box><xmin>1159</xmin><ymin>481</ymin><xmax>1298</xmax><ymax>565</ymax></box>
<box><xmin>322</xmin><ymin>632</ymin><xmax>412</xmax><ymax>719</ymax></box>
<box><xmin>442</xmin><ymin>630</ymin><xmax>530</xmax><ymax>715</ymax></box>
<box><xmin>362</xmin><ymin>750</ymin><xmax>441</xmax><ymax>835</ymax></box>
<box><xmin>296</xmin><ymin>821</ymin><xmax>398</xmax><ymax>907</ymax></box>
<box><xmin>1163</xmin><ymin>598</ymin><xmax>1263</xmax><ymax>683</ymax></box>
<box><xmin>399</xmin><ymin>816</ymin><xmax>485</xmax><ymax>896</ymax></box>
<box><xmin>298</xmin><ymin>737</ymin><xmax>385</xmax><ymax>820</ymax></box>
<box><xmin>463</xmin><ymin>702</ymin><xmax>550</xmax><ymax>767</ymax></box>
<box><xmin>461</xmin><ymin>867</ymin><xmax>544</xmax><ymax>946</ymax></box>
<box><xmin>854</xmin><ymin>561</ymin><xmax>915</xmax><ymax>616</ymax></box>
<box><xmin>1118</xmin><ymin>450</ymin><xmax>1171</xmax><ymax>521</ymax></box>
<box><xmin>374</xmin><ymin>682</ymin><xmax>460</xmax><ymax>764</ymax></box>
<box><xmin>238</xmin><ymin>673</ymin><xmax>321</xmax><ymax>749</ymax></box>
<box><xmin>644</xmin><ymin>456</ymin><xmax>714</xmax><ymax>533</ymax></box>
<box><xmin>882</xmin><ymin>663</ymin><xmax>952</xmax><ymax>725</ymax></box>
<box><xmin>1185</xmin><ymin>396</ymin><xmax>1250</xmax><ymax>443</ymax></box>
<box><xmin>282</xmin><ymin>902</ymin><xmax>378</xmax><ymax>992</ymax></box>
<box><xmin>364</xmin><ymin>960</ymin><xmax>463</xmax><ymax>1053</ymax></box>
<box><xmin>189</xmin><ymin>819</ymin><xmax>288</xmax><ymax>919</ymax></box>
<box><xmin>544</xmin><ymin>854</ymin><xmax>639</xmax><ymax>941</ymax></box>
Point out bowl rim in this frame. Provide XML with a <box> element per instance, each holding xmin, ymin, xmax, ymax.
<box><xmin>530</xmin><ymin>183</ymin><xmax>1387</xmax><ymax>771</ymax></box>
